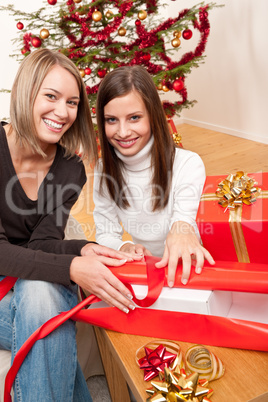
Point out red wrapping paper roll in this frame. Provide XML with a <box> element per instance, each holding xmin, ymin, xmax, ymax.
<box><xmin>109</xmin><ymin>256</ymin><xmax>268</xmax><ymax>293</ymax></box>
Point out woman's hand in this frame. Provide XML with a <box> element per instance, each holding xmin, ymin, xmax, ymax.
<box><xmin>155</xmin><ymin>221</ymin><xmax>214</xmax><ymax>286</ymax></box>
<box><xmin>81</xmin><ymin>242</ymin><xmax>144</xmax><ymax>260</ymax></box>
<box><xmin>120</xmin><ymin>242</ymin><xmax>152</xmax><ymax>258</ymax></box>
<box><xmin>72</xmin><ymin>243</ymin><xmax>137</xmax><ymax>313</ymax></box>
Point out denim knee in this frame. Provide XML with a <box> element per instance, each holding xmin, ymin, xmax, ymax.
<box><xmin>11</xmin><ymin>279</ymin><xmax>78</xmax><ymax>332</ymax></box>
<box><xmin>8</xmin><ymin>280</ymin><xmax>86</xmax><ymax>402</ymax></box>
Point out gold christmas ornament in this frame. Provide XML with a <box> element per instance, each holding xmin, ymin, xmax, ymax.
<box><xmin>92</xmin><ymin>10</ymin><xmax>102</xmax><ymax>22</ymax></box>
<box><xmin>157</xmin><ymin>83</ymin><xmax>163</xmax><ymax>90</ymax></box>
<box><xmin>138</xmin><ymin>10</ymin><xmax>147</xmax><ymax>20</ymax></box>
<box><xmin>79</xmin><ymin>68</ymin><xmax>85</xmax><ymax>78</ymax></box>
<box><xmin>171</xmin><ymin>38</ymin><xmax>181</xmax><ymax>48</ymax></box>
<box><xmin>162</xmin><ymin>85</ymin><xmax>169</xmax><ymax>92</ymax></box>
<box><xmin>173</xmin><ymin>30</ymin><xmax>182</xmax><ymax>38</ymax></box>
<box><xmin>118</xmin><ymin>27</ymin><xmax>126</xmax><ymax>36</ymax></box>
<box><xmin>105</xmin><ymin>10</ymin><xmax>113</xmax><ymax>19</ymax></box>
<box><xmin>172</xmin><ymin>132</ymin><xmax>182</xmax><ymax>146</ymax></box>
<box><xmin>40</xmin><ymin>28</ymin><xmax>50</xmax><ymax>39</ymax></box>
<box><xmin>78</xmin><ymin>7</ymin><xmax>87</xmax><ymax>15</ymax></box>
<box><xmin>73</xmin><ymin>0</ymin><xmax>82</xmax><ymax>3</ymax></box>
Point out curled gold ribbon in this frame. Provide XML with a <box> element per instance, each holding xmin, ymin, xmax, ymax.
<box><xmin>216</xmin><ymin>171</ymin><xmax>261</xmax><ymax>210</ymax></box>
<box><xmin>185</xmin><ymin>344</ymin><xmax>225</xmax><ymax>381</ymax></box>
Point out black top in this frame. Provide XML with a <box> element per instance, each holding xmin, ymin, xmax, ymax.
<box><xmin>0</xmin><ymin>122</ymin><xmax>89</xmax><ymax>285</ymax></box>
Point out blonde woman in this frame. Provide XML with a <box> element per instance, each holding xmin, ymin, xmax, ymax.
<box><xmin>0</xmin><ymin>49</ymin><xmax>136</xmax><ymax>402</ymax></box>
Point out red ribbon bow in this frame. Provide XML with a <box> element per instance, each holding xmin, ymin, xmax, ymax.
<box><xmin>138</xmin><ymin>344</ymin><xmax>177</xmax><ymax>381</ymax></box>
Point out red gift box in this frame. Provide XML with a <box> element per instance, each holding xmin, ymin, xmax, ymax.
<box><xmin>196</xmin><ymin>172</ymin><xmax>268</xmax><ymax>264</ymax></box>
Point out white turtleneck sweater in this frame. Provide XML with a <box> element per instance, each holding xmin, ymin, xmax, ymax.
<box><xmin>93</xmin><ymin>137</ymin><xmax>206</xmax><ymax>257</ymax></box>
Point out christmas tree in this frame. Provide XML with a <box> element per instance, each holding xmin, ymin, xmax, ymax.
<box><xmin>0</xmin><ymin>0</ymin><xmax>219</xmax><ymax>123</ymax></box>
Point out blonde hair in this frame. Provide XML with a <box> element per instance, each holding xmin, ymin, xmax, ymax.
<box><xmin>10</xmin><ymin>48</ymin><xmax>97</xmax><ymax>162</ymax></box>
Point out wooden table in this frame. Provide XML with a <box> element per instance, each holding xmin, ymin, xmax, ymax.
<box><xmin>94</xmin><ymin>327</ymin><xmax>268</xmax><ymax>402</ymax></box>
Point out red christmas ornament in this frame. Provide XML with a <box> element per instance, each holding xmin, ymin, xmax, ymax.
<box><xmin>135</xmin><ymin>20</ymin><xmax>141</xmax><ymax>27</ymax></box>
<box><xmin>92</xmin><ymin>107</ymin><xmax>96</xmax><ymax>114</ymax></box>
<box><xmin>97</xmin><ymin>69</ymin><xmax>107</xmax><ymax>78</ymax></box>
<box><xmin>47</xmin><ymin>0</ymin><xmax>57</xmax><ymax>5</ymax></box>
<box><xmin>182</xmin><ymin>29</ymin><xmax>193</xmax><ymax>40</ymax></box>
<box><xmin>84</xmin><ymin>67</ymin><xmax>92</xmax><ymax>75</ymax></box>
<box><xmin>21</xmin><ymin>48</ymin><xmax>28</xmax><ymax>55</ymax></box>
<box><xmin>173</xmin><ymin>79</ymin><xmax>184</xmax><ymax>92</ymax></box>
<box><xmin>16</xmin><ymin>22</ymin><xmax>24</xmax><ymax>30</ymax></box>
<box><xmin>142</xmin><ymin>53</ymin><xmax>151</xmax><ymax>62</ymax></box>
<box><xmin>31</xmin><ymin>37</ymin><xmax>42</xmax><ymax>48</ymax></box>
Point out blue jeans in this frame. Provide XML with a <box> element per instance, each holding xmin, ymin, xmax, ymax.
<box><xmin>0</xmin><ymin>276</ymin><xmax>92</xmax><ymax>402</ymax></box>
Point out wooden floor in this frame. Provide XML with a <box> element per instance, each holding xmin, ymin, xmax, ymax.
<box><xmin>178</xmin><ymin>124</ymin><xmax>268</xmax><ymax>175</ymax></box>
<box><xmin>72</xmin><ymin>123</ymin><xmax>268</xmax><ymax>240</ymax></box>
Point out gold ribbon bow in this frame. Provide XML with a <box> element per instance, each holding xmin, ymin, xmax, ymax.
<box><xmin>216</xmin><ymin>171</ymin><xmax>260</xmax><ymax>210</ymax></box>
<box><xmin>146</xmin><ymin>367</ymin><xmax>213</xmax><ymax>401</ymax></box>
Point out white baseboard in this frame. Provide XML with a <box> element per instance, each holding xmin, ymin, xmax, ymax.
<box><xmin>173</xmin><ymin>117</ymin><xmax>268</xmax><ymax>145</ymax></box>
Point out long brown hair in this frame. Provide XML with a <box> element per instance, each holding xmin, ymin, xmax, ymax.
<box><xmin>10</xmin><ymin>48</ymin><xmax>97</xmax><ymax>162</ymax></box>
<box><xmin>96</xmin><ymin>65</ymin><xmax>175</xmax><ymax>211</ymax></box>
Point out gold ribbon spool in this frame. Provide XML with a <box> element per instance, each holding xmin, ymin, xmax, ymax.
<box><xmin>185</xmin><ymin>344</ymin><xmax>225</xmax><ymax>381</ymax></box>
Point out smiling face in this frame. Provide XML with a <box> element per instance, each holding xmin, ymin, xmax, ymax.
<box><xmin>104</xmin><ymin>90</ymin><xmax>151</xmax><ymax>157</ymax></box>
<box><xmin>33</xmin><ymin>65</ymin><xmax>80</xmax><ymax>149</ymax></box>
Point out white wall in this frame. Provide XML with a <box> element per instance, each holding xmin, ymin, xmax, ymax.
<box><xmin>1</xmin><ymin>0</ymin><xmax>267</xmax><ymax>143</ymax></box>
<box><xmin>165</xmin><ymin>0</ymin><xmax>268</xmax><ymax>144</ymax></box>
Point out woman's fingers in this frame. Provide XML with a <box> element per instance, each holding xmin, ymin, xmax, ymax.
<box><xmin>179</xmin><ymin>252</ymin><xmax>192</xmax><ymax>285</ymax></box>
<box><xmin>89</xmin><ymin>271</ymin><xmax>135</xmax><ymax>313</ymax></box>
<box><xmin>70</xmin><ymin>256</ymin><xmax>135</xmax><ymax>313</ymax></box>
<box><xmin>193</xmin><ymin>249</ymin><xmax>205</xmax><ymax>274</ymax></box>
<box><xmin>97</xmin><ymin>271</ymin><xmax>135</xmax><ymax>313</ymax></box>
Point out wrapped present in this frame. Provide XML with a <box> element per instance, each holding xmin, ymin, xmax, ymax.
<box><xmin>196</xmin><ymin>171</ymin><xmax>268</xmax><ymax>264</ymax></box>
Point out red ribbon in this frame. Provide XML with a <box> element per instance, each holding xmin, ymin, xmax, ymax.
<box><xmin>123</xmin><ymin>256</ymin><xmax>165</xmax><ymax>307</ymax></box>
<box><xmin>1</xmin><ymin>256</ymin><xmax>268</xmax><ymax>402</ymax></box>
<box><xmin>0</xmin><ymin>276</ymin><xmax>17</xmax><ymax>299</ymax></box>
